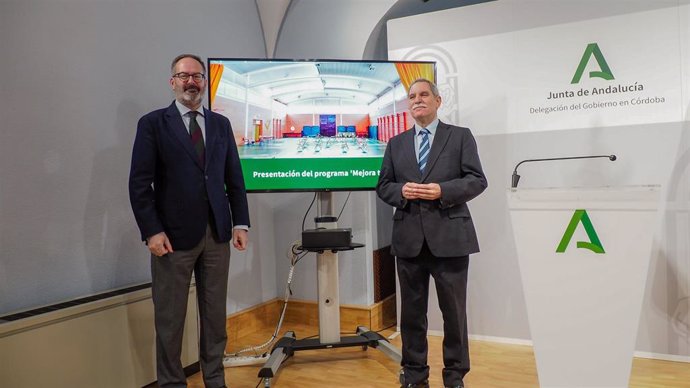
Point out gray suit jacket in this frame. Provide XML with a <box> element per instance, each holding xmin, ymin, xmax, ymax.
<box><xmin>376</xmin><ymin>121</ymin><xmax>487</xmax><ymax>258</ymax></box>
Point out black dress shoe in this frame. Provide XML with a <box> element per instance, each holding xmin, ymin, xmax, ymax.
<box><xmin>400</xmin><ymin>381</ymin><xmax>429</xmax><ymax>388</ymax></box>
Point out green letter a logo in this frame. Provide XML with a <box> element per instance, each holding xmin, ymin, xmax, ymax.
<box><xmin>571</xmin><ymin>43</ymin><xmax>614</xmax><ymax>84</ymax></box>
<box><xmin>556</xmin><ymin>209</ymin><xmax>605</xmax><ymax>254</ymax></box>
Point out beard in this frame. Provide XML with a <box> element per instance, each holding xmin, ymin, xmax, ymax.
<box><xmin>177</xmin><ymin>85</ymin><xmax>204</xmax><ymax>107</ymax></box>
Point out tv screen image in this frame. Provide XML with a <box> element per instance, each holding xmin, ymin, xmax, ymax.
<box><xmin>208</xmin><ymin>59</ymin><xmax>436</xmax><ymax>192</ymax></box>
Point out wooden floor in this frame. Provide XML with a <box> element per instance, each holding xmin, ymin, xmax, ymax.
<box><xmin>187</xmin><ymin>322</ymin><xmax>690</xmax><ymax>388</ymax></box>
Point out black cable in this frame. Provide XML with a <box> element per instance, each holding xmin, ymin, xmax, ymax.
<box><xmin>255</xmin><ymin>378</ymin><xmax>263</xmax><ymax>388</ymax></box>
<box><xmin>292</xmin><ymin>243</ymin><xmax>306</xmax><ymax>257</ymax></box>
<box><xmin>302</xmin><ymin>192</ymin><xmax>317</xmax><ymax>232</ymax></box>
<box><xmin>293</xmin><ymin>251</ymin><xmax>309</xmax><ymax>265</ymax></box>
<box><xmin>336</xmin><ymin>191</ymin><xmax>352</xmax><ymax>221</ymax></box>
<box><xmin>376</xmin><ymin>322</ymin><xmax>397</xmax><ymax>334</ymax></box>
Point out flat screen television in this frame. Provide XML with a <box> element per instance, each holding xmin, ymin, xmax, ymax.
<box><xmin>207</xmin><ymin>58</ymin><xmax>436</xmax><ymax>192</ymax></box>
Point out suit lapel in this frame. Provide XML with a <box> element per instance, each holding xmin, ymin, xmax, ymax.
<box><xmin>401</xmin><ymin>128</ymin><xmax>422</xmax><ymax>180</ymax></box>
<box><xmin>165</xmin><ymin>102</ymin><xmax>204</xmax><ymax>170</ymax></box>
<box><xmin>421</xmin><ymin>121</ymin><xmax>451</xmax><ymax>181</ymax></box>
<box><xmin>203</xmin><ymin>107</ymin><xmax>217</xmax><ymax>168</ymax></box>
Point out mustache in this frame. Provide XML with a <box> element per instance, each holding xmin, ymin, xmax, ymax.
<box><xmin>184</xmin><ymin>85</ymin><xmax>200</xmax><ymax>92</ymax></box>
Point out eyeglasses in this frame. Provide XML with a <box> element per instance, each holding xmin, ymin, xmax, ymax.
<box><xmin>172</xmin><ymin>72</ymin><xmax>206</xmax><ymax>82</ymax></box>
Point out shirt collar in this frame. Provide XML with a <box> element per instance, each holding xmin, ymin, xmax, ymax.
<box><xmin>175</xmin><ymin>100</ymin><xmax>205</xmax><ymax>118</ymax></box>
<box><xmin>415</xmin><ymin>118</ymin><xmax>439</xmax><ymax>136</ymax></box>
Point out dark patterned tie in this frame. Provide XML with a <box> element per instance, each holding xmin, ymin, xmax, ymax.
<box><xmin>418</xmin><ymin>127</ymin><xmax>430</xmax><ymax>172</ymax></box>
<box><xmin>188</xmin><ymin>111</ymin><xmax>205</xmax><ymax>165</ymax></box>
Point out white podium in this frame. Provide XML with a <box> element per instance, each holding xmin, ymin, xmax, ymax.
<box><xmin>507</xmin><ymin>186</ymin><xmax>660</xmax><ymax>388</ymax></box>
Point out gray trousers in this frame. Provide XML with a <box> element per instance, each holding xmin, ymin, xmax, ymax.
<box><xmin>151</xmin><ymin>225</ymin><xmax>230</xmax><ymax>388</ymax></box>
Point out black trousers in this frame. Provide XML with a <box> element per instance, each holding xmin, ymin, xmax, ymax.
<box><xmin>397</xmin><ymin>242</ymin><xmax>470</xmax><ymax>387</ymax></box>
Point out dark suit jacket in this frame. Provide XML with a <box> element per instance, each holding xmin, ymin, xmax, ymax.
<box><xmin>129</xmin><ymin>101</ymin><xmax>250</xmax><ymax>251</ymax></box>
<box><xmin>376</xmin><ymin>121</ymin><xmax>487</xmax><ymax>258</ymax></box>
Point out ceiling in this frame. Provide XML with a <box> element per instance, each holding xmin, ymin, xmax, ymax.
<box><xmin>219</xmin><ymin>60</ymin><xmax>402</xmax><ymax>106</ymax></box>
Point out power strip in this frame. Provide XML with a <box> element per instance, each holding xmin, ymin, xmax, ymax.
<box><xmin>223</xmin><ymin>353</ymin><xmax>270</xmax><ymax>368</ymax></box>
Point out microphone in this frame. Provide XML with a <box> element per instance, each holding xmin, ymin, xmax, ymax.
<box><xmin>511</xmin><ymin>154</ymin><xmax>617</xmax><ymax>188</ymax></box>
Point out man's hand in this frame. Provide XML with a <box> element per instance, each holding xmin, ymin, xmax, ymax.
<box><xmin>402</xmin><ymin>182</ymin><xmax>442</xmax><ymax>201</ymax></box>
<box><xmin>232</xmin><ymin>229</ymin><xmax>249</xmax><ymax>251</ymax></box>
<box><xmin>147</xmin><ymin>232</ymin><xmax>173</xmax><ymax>257</ymax></box>
<box><xmin>402</xmin><ymin>182</ymin><xmax>421</xmax><ymax>200</ymax></box>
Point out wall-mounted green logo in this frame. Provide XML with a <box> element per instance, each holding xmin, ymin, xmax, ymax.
<box><xmin>556</xmin><ymin>209</ymin><xmax>605</xmax><ymax>254</ymax></box>
<box><xmin>571</xmin><ymin>43</ymin><xmax>614</xmax><ymax>84</ymax></box>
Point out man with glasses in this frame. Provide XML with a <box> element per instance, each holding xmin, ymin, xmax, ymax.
<box><xmin>129</xmin><ymin>54</ymin><xmax>249</xmax><ymax>388</ymax></box>
<box><xmin>377</xmin><ymin>79</ymin><xmax>487</xmax><ymax>388</ymax></box>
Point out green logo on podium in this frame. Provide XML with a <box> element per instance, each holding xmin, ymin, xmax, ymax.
<box><xmin>571</xmin><ymin>43</ymin><xmax>614</xmax><ymax>84</ymax></box>
<box><xmin>556</xmin><ymin>209</ymin><xmax>605</xmax><ymax>254</ymax></box>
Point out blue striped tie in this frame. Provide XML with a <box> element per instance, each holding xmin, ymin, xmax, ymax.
<box><xmin>418</xmin><ymin>127</ymin><xmax>430</xmax><ymax>172</ymax></box>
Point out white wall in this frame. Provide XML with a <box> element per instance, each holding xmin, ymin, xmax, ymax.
<box><xmin>388</xmin><ymin>0</ymin><xmax>690</xmax><ymax>358</ymax></box>
<box><xmin>0</xmin><ymin>0</ymin><xmax>401</xmax><ymax>317</ymax></box>
<box><xmin>275</xmin><ymin>0</ymin><xmax>395</xmax><ymax>60</ymax></box>
<box><xmin>267</xmin><ymin>0</ymin><xmax>396</xmax><ymax>306</ymax></box>
<box><xmin>4</xmin><ymin>0</ymin><xmax>685</xmax><ymax>365</ymax></box>
<box><xmin>0</xmin><ymin>0</ymin><xmax>270</xmax><ymax>315</ymax></box>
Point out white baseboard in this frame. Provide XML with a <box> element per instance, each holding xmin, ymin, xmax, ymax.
<box><xmin>468</xmin><ymin>333</ymin><xmax>534</xmax><ymax>347</ymax></box>
<box><xmin>634</xmin><ymin>351</ymin><xmax>690</xmax><ymax>363</ymax></box>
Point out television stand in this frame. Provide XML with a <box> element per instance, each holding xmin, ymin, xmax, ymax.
<box><xmin>257</xmin><ymin>192</ymin><xmax>401</xmax><ymax>387</ymax></box>
<box><xmin>297</xmin><ymin>242</ymin><xmax>365</xmax><ymax>254</ymax></box>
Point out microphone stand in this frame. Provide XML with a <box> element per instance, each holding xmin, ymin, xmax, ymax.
<box><xmin>512</xmin><ymin>155</ymin><xmax>617</xmax><ymax>188</ymax></box>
